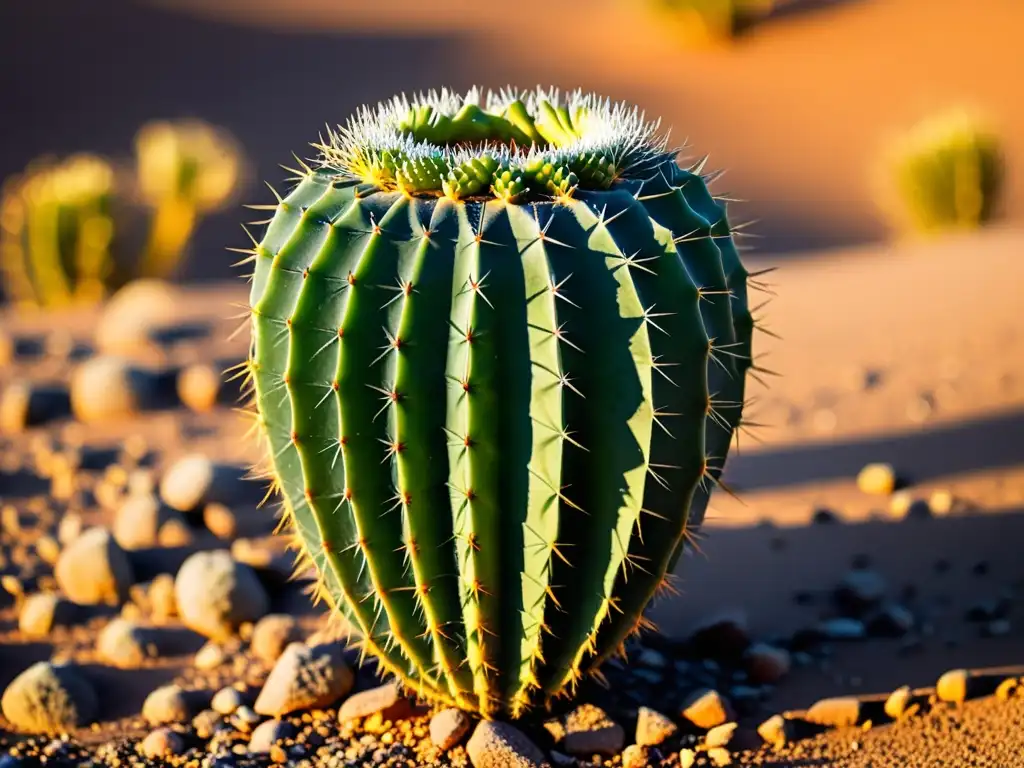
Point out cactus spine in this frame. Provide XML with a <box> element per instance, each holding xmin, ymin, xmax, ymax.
<box><xmin>244</xmin><ymin>87</ymin><xmax>755</xmax><ymax>718</ymax></box>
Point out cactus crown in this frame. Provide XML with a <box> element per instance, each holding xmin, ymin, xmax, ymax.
<box><xmin>316</xmin><ymin>86</ymin><xmax>671</xmax><ymax>201</ymax></box>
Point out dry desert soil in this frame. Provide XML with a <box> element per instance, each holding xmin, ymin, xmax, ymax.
<box><xmin>0</xmin><ymin>226</ymin><xmax>1022</xmax><ymax>766</ymax></box>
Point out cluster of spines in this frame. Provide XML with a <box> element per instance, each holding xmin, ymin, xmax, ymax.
<box><xmin>238</xmin><ymin>141</ymin><xmax>770</xmax><ymax>718</ymax></box>
<box><xmin>316</xmin><ymin>86</ymin><xmax>668</xmax><ymax>203</ymax></box>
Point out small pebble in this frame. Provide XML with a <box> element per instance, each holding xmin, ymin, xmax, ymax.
<box><xmin>681</xmin><ymin>688</ymin><xmax>734</xmax><ymax>730</ymax></box>
<box><xmin>835</xmin><ymin>570</ymin><xmax>887</xmax><ymax>614</ymax></box>
<box><xmin>94</xmin><ymin>279</ymin><xmax>181</xmax><ymax>354</ymax></box>
<box><xmin>430</xmin><ymin>708</ymin><xmax>471</xmax><ymax>751</ymax></box>
<box><xmin>253</xmin><ymin>641</ymin><xmax>353</xmax><ymax>717</ymax></box>
<box><xmin>174</xmin><ymin>550</ymin><xmax>269</xmax><ymax>640</ymax></box>
<box><xmin>884</xmin><ymin>686</ymin><xmax>913</xmax><ymax>719</ymax></box>
<box><xmin>248</xmin><ymin>718</ymin><xmax>294</xmax><ymax>753</ymax></box>
<box><xmin>563</xmin><ymin>703</ymin><xmax>625</xmax><ymax>756</ymax></box>
<box><xmin>338</xmin><ymin>681</ymin><xmax>410</xmax><ymax>723</ymax></box>
<box><xmin>97</xmin><ymin>618</ymin><xmax>153</xmax><ymax>668</ymax></box>
<box><xmin>707</xmin><ymin>746</ymin><xmax>732</xmax><ymax>766</ymax></box>
<box><xmin>195</xmin><ymin>641</ymin><xmax>229</xmax><ymax>671</ymax></box>
<box><xmin>160</xmin><ymin>453</ymin><xmax>250</xmax><ymax>512</ymax></box>
<box><xmin>622</xmin><ymin>744</ymin><xmax>654</xmax><ymax>768</ymax></box>
<box><xmin>142</xmin><ymin>685</ymin><xmax>194</xmax><ymax>725</ymax></box>
<box><xmin>806</xmin><ymin>696</ymin><xmax>861</xmax><ymax>728</ymax></box>
<box><xmin>54</xmin><ymin>527</ymin><xmax>135</xmax><ymax>606</ymax></box>
<box><xmin>177</xmin><ymin>363</ymin><xmax>225</xmax><ymax>413</ymax></box>
<box><xmin>1</xmin><ymin>661</ymin><xmax>98</xmax><ymax>733</ymax></box>
<box><xmin>635</xmin><ymin>706</ymin><xmax>678</xmax><ymax>746</ymax></box>
<box><xmin>113</xmin><ymin>492</ymin><xmax>187</xmax><ymax>551</ymax></box>
<box><xmin>996</xmin><ymin>678</ymin><xmax>1019</xmax><ymax>701</ymax></box>
<box><xmin>856</xmin><ymin>463</ymin><xmax>897</xmax><ymax>496</ymax></box>
<box><xmin>148</xmin><ymin>573</ymin><xmax>178</xmax><ymax>623</ymax></box>
<box><xmin>33</xmin><ymin>535</ymin><xmax>60</xmax><ymax>566</ymax></box>
<box><xmin>231</xmin><ymin>704</ymin><xmax>261</xmax><ymax>732</ymax></box>
<box><xmin>467</xmin><ymin>720</ymin><xmax>546</xmax><ymax>768</ymax></box>
<box><xmin>140</xmin><ymin>727</ymin><xmax>185</xmax><ymax>759</ymax></box>
<box><xmin>212</xmin><ymin>686</ymin><xmax>245</xmax><ymax>715</ymax></box>
<box><xmin>70</xmin><ymin>356</ymin><xmax>169</xmax><ymax>424</ymax></box>
<box><xmin>929</xmin><ymin>489</ymin><xmax>956</xmax><ymax>516</ymax></box>
<box><xmin>18</xmin><ymin>593</ymin><xmax>76</xmax><ymax>638</ymax></box>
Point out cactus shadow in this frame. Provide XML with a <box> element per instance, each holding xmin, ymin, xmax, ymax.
<box><xmin>723</xmin><ymin>406</ymin><xmax>1024</xmax><ymax>492</ymax></box>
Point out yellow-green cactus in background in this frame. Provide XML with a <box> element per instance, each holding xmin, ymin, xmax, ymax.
<box><xmin>135</xmin><ymin>120</ymin><xmax>242</xmax><ymax>277</ymax></box>
<box><xmin>1</xmin><ymin>120</ymin><xmax>243</xmax><ymax>309</ymax></box>
<box><xmin>0</xmin><ymin>155</ymin><xmax>116</xmax><ymax>309</ymax></box>
<box><xmin>651</xmin><ymin>0</ymin><xmax>775</xmax><ymax>43</ymax></box>
<box><xmin>881</xmin><ymin>109</ymin><xmax>1003</xmax><ymax>236</ymax></box>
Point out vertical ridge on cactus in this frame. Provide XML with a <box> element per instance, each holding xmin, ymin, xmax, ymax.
<box><xmin>244</xmin><ymin>86</ymin><xmax>756</xmax><ymax>718</ymax></box>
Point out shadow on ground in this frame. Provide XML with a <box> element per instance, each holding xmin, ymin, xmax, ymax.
<box><xmin>724</xmin><ymin>407</ymin><xmax>1024</xmax><ymax>492</ymax></box>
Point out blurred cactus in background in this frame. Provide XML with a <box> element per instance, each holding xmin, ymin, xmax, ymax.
<box><xmin>881</xmin><ymin>109</ymin><xmax>1003</xmax><ymax>237</ymax></box>
<box><xmin>135</xmin><ymin>120</ymin><xmax>242</xmax><ymax>278</ymax></box>
<box><xmin>650</xmin><ymin>0</ymin><xmax>775</xmax><ymax>43</ymax></box>
<box><xmin>0</xmin><ymin>155</ymin><xmax>116</xmax><ymax>309</ymax></box>
<box><xmin>0</xmin><ymin>120</ymin><xmax>243</xmax><ymax>310</ymax></box>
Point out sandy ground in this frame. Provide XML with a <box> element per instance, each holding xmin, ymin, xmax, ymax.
<box><xmin>0</xmin><ymin>226</ymin><xmax>1022</xmax><ymax>764</ymax></box>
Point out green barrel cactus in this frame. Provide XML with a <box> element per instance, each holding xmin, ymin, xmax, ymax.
<box><xmin>243</xmin><ymin>87</ymin><xmax>756</xmax><ymax>718</ymax></box>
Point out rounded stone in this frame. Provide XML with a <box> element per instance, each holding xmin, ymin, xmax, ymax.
<box><xmin>1</xmin><ymin>661</ymin><xmax>98</xmax><ymax>734</ymax></box>
<box><xmin>160</xmin><ymin>453</ymin><xmax>250</xmax><ymax>513</ymax></box>
<box><xmin>467</xmin><ymin>720</ymin><xmax>546</xmax><ymax>768</ymax></box>
<box><xmin>250</xmin><ymin>614</ymin><xmax>300</xmax><ymax>666</ymax></box>
<box><xmin>141</xmin><ymin>727</ymin><xmax>185</xmax><ymax>759</ymax></box>
<box><xmin>113</xmin><ymin>493</ymin><xmax>187</xmax><ymax>551</ymax></box>
<box><xmin>97</xmin><ymin>618</ymin><xmax>152</xmax><ymax>668</ymax></box>
<box><xmin>248</xmin><ymin>718</ymin><xmax>294</xmax><ymax>753</ymax></box>
<box><xmin>212</xmin><ymin>686</ymin><xmax>245</xmax><ymax>715</ymax></box>
<box><xmin>54</xmin><ymin>527</ymin><xmax>134</xmax><ymax>606</ymax></box>
<box><xmin>856</xmin><ymin>463</ymin><xmax>897</xmax><ymax>496</ymax></box>
<box><xmin>253</xmin><ymin>642</ymin><xmax>354</xmax><ymax>717</ymax></box>
<box><xmin>430</xmin><ymin>707</ymin><xmax>471</xmax><ymax>751</ymax></box>
<box><xmin>177</xmin><ymin>363</ymin><xmax>224</xmax><ymax>413</ymax></box>
<box><xmin>174</xmin><ymin>550</ymin><xmax>269</xmax><ymax>640</ymax></box>
<box><xmin>18</xmin><ymin>593</ymin><xmax>76</xmax><ymax>638</ymax></box>
<box><xmin>142</xmin><ymin>685</ymin><xmax>193</xmax><ymax>725</ymax></box>
<box><xmin>70</xmin><ymin>356</ymin><xmax>165</xmax><ymax>424</ymax></box>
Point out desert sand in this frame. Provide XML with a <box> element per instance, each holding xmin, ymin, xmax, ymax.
<box><xmin>0</xmin><ymin>226</ymin><xmax>1021</xmax><ymax>765</ymax></box>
